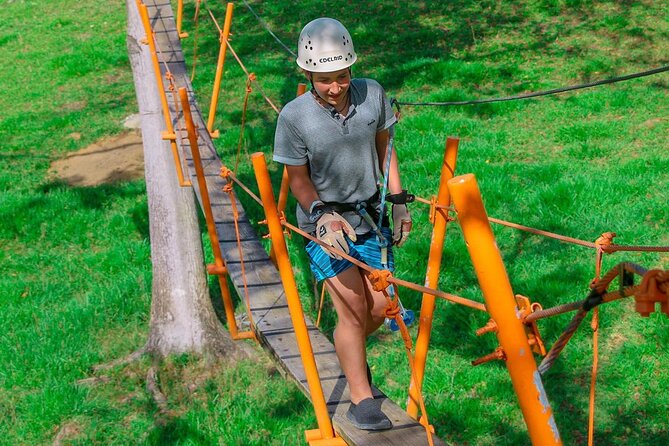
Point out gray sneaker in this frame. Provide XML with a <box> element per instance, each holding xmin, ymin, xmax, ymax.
<box><xmin>346</xmin><ymin>398</ymin><xmax>392</xmax><ymax>431</ymax></box>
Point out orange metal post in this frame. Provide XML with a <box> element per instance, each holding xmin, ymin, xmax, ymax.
<box><xmin>407</xmin><ymin>137</ymin><xmax>459</xmax><ymax>418</ymax></box>
<box><xmin>137</xmin><ymin>1</ymin><xmax>189</xmax><ymax>187</ymax></box>
<box><xmin>176</xmin><ymin>0</ymin><xmax>188</xmax><ymax>38</ymax></box>
<box><xmin>179</xmin><ymin>88</ymin><xmax>254</xmax><ymax>341</ymax></box>
<box><xmin>252</xmin><ymin>152</ymin><xmax>344</xmax><ymax>445</ymax></box>
<box><xmin>448</xmin><ymin>174</ymin><xmax>562</xmax><ymax>446</ymax></box>
<box><xmin>206</xmin><ymin>2</ymin><xmax>234</xmax><ymax>138</ymax></box>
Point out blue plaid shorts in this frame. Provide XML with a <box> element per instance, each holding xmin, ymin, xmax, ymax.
<box><xmin>305</xmin><ymin>227</ymin><xmax>395</xmax><ymax>281</ymax></box>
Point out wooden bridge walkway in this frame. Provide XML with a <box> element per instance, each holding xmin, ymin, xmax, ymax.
<box><xmin>142</xmin><ymin>2</ymin><xmax>446</xmax><ymax>445</ymax></box>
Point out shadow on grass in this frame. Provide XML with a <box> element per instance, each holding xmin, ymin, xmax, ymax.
<box><xmin>148</xmin><ymin>415</ymin><xmax>214</xmax><ymax>445</ymax></box>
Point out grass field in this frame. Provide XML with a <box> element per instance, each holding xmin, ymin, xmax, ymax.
<box><xmin>1</xmin><ymin>0</ymin><xmax>667</xmax><ymax>445</ymax></box>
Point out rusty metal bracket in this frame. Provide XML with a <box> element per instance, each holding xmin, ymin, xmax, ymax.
<box><xmin>516</xmin><ymin>295</ymin><xmax>547</xmax><ymax>356</ymax></box>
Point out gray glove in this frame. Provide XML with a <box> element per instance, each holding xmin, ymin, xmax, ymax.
<box><xmin>391</xmin><ymin>203</ymin><xmax>411</xmax><ymax>247</ymax></box>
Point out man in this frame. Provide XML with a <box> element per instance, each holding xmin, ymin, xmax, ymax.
<box><xmin>273</xmin><ymin>17</ymin><xmax>411</xmax><ymax>431</ymax></box>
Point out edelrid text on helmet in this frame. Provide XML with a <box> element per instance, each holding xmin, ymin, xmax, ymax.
<box><xmin>296</xmin><ymin>18</ymin><xmax>357</xmax><ymax>72</ymax></box>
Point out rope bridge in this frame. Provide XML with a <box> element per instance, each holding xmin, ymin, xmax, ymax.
<box><xmin>133</xmin><ymin>2</ymin><xmax>668</xmax><ymax>445</ymax></box>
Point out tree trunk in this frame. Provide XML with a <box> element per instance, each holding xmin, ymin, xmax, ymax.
<box><xmin>126</xmin><ymin>0</ymin><xmax>242</xmax><ymax>359</ymax></box>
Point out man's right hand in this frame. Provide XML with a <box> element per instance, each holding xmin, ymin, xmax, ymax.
<box><xmin>315</xmin><ymin>211</ymin><xmax>357</xmax><ymax>260</ymax></box>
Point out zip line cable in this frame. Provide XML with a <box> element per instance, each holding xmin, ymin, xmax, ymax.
<box><xmin>241</xmin><ymin>0</ymin><xmax>297</xmax><ymax>58</ymax></box>
<box><xmin>396</xmin><ymin>65</ymin><xmax>669</xmax><ymax>106</ymax></box>
<box><xmin>237</xmin><ymin>4</ymin><xmax>668</xmax><ymax>106</ymax></box>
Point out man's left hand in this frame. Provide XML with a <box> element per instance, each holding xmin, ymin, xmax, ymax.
<box><xmin>391</xmin><ymin>204</ymin><xmax>411</xmax><ymax>247</ymax></box>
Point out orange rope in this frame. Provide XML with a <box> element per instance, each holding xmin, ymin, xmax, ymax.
<box><xmin>315</xmin><ymin>282</ymin><xmax>326</xmax><ymax>328</ymax></box>
<box><xmin>488</xmin><ymin>217</ymin><xmax>597</xmax><ymax>248</ymax></box>
<box><xmin>588</xmin><ymin>308</ymin><xmax>599</xmax><ymax>446</ymax></box>
<box><xmin>587</xmin><ymin>247</ymin><xmax>604</xmax><ymax>446</ymax></box>
<box><xmin>367</xmin><ymin>271</ymin><xmax>434</xmax><ymax>446</ymax></box>
<box><xmin>234</xmin><ymin>74</ymin><xmax>255</xmax><ymax>173</ymax></box>
<box><xmin>224</xmin><ymin>170</ymin><xmax>263</xmax><ymax>205</ymax></box>
<box><xmin>206</xmin><ymin>7</ymin><xmax>281</xmax><ymax>115</ymax></box>
<box><xmin>282</xmin><ymin>219</ymin><xmax>487</xmax><ymax>312</ymax></box>
<box><xmin>218</xmin><ymin>170</ymin><xmax>486</xmax><ymax>311</ymax></box>
<box><xmin>222</xmin><ymin>180</ymin><xmax>256</xmax><ymax>331</ymax></box>
<box><xmin>190</xmin><ymin>0</ymin><xmax>202</xmax><ymax>81</ymax></box>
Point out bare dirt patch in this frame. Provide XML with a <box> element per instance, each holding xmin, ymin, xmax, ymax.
<box><xmin>50</xmin><ymin>116</ymin><xmax>145</xmax><ymax>187</ymax></box>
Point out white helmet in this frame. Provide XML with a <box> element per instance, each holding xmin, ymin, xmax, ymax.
<box><xmin>296</xmin><ymin>18</ymin><xmax>357</xmax><ymax>72</ymax></box>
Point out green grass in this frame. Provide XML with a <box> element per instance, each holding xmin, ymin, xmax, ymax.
<box><xmin>1</xmin><ymin>0</ymin><xmax>668</xmax><ymax>445</ymax></box>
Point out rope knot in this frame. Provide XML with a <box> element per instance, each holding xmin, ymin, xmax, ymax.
<box><xmin>368</xmin><ymin>269</ymin><xmax>392</xmax><ymax>292</ymax></box>
<box><xmin>595</xmin><ymin>232</ymin><xmax>616</xmax><ymax>252</ymax></box>
<box><xmin>384</xmin><ymin>299</ymin><xmax>401</xmax><ymax>319</ymax></box>
<box><xmin>222</xmin><ymin>182</ymin><xmax>233</xmax><ymax>193</ymax></box>
<box><xmin>219</xmin><ymin>166</ymin><xmax>232</xmax><ymax>179</ymax></box>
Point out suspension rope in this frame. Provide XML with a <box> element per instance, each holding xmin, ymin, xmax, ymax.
<box><xmin>221</xmin><ymin>178</ymin><xmax>256</xmax><ymax>331</ymax></box>
<box><xmin>237</xmin><ymin>1</ymin><xmax>668</xmax><ymax>109</ymax></box>
<box><xmin>241</xmin><ymin>0</ymin><xmax>297</xmax><ymax>58</ymax></box>
<box><xmin>588</xmin><ymin>307</ymin><xmax>599</xmax><ymax>446</ymax></box>
<box><xmin>315</xmin><ymin>282</ymin><xmax>327</xmax><ymax>328</ymax></box>
<box><xmin>365</xmin><ymin>270</ymin><xmax>433</xmax><ymax>445</ymax></box>
<box><xmin>189</xmin><ymin>0</ymin><xmax>203</xmax><ymax>81</ymax></box>
<box><xmin>207</xmin><ymin>7</ymin><xmax>281</xmax><ymax>115</ymax></box>
<box><xmin>538</xmin><ymin>262</ymin><xmax>652</xmax><ymax>374</ymax></box>
<box><xmin>395</xmin><ymin>65</ymin><xmax>669</xmax><ymax>107</ymax></box>
<box><xmin>281</xmin><ymin>219</ymin><xmax>487</xmax><ymax>312</ymax></box>
<box><xmin>234</xmin><ymin>74</ymin><xmax>255</xmax><ymax>173</ymax></box>
<box><xmin>489</xmin><ymin>217</ymin><xmax>596</xmax><ymax>248</ymax></box>
<box><xmin>224</xmin><ymin>170</ymin><xmax>263</xmax><ymax>205</ymax></box>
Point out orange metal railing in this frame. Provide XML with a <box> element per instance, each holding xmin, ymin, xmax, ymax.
<box><xmin>252</xmin><ymin>152</ymin><xmax>346</xmax><ymax>446</ymax></box>
<box><xmin>136</xmin><ymin>0</ymin><xmax>190</xmax><ymax>187</ymax></box>
<box><xmin>448</xmin><ymin>173</ymin><xmax>562</xmax><ymax>446</ymax></box>
<box><xmin>207</xmin><ymin>2</ymin><xmax>234</xmax><ymax>138</ymax></box>
<box><xmin>179</xmin><ymin>87</ymin><xmax>254</xmax><ymax>341</ymax></box>
<box><xmin>407</xmin><ymin>136</ymin><xmax>459</xmax><ymax>419</ymax></box>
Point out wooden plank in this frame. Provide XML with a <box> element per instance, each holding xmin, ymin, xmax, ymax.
<box><xmin>144</xmin><ymin>2</ymin><xmax>446</xmax><ymax>445</ymax></box>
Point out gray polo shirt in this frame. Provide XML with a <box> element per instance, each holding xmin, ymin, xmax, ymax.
<box><xmin>273</xmin><ymin>78</ymin><xmax>396</xmax><ymax>234</ymax></box>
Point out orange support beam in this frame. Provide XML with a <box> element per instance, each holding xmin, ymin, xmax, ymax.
<box><xmin>176</xmin><ymin>0</ymin><xmax>188</xmax><ymax>38</ymax></box>
<box><xmin>407</xmin><ymin>137</ymin><xmax>459</xmax><ymax>419</ymax></box>
<box><xmin>136</xmin><ymin>1</ymin><xmax>190</xmax><ymax>187</ymax></box>
<box><xmin>179</xmin><ymin>87</ymin><xmax>254</xmax><ymax>341</ymax></box>
<box><xmin>207</xmin><ymin>2</ymin><xmax>234</xmax><ymax>138</ymax></box>
<box><xmin>448</xmin><ymin>173</ymin><xmax>562</xmax><ymax>446</ymax></box>
<box><xmin>251</xmin><ymin>152</ymin><xmax>345</xmax><ymax>446</ymax></box>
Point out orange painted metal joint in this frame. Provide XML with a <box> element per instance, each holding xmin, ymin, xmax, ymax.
<box><xmin>232</xmin><ymin>331</ymin><xmax>256</xmax><ymax>341</ymax></box>
<box><xmin>428</xmin><ymin>195</ymin><xmax>438</xmax><ymax>224</ymax></box>
<box><xmin>161</xmin><ymin>131</ymin><xmax>177</xmax><ymax>141</ymax></box>
<box><xmin>418</xmin><ymin>416</ymin><xmax>436</xmax><ymax>433</ymax></box>
<box><xmin>472</xmin><ymin>346</ymin><xmax>506</xmax><ymax>366</ymax></box>
<box><xmin>368</xmin><ymin>269</ymin><xmax>392</xmax><ymax>292</ymax></box>
<box><xmin>634</xmin><ymin>270</ymin><xmax>669</xmax><ymax>316</ymax></box>
<box><xmin>206</xmin><ymin>264</ymin><xmax>227</xmax><ymax>276</ymax></box>
<box><xmin>304</xmin><ymin>429</ymin><xmax>347</xmax><ymax>446</ymax></box>
<box><xmin>278</xmin><ymin>211</ymin><xmax>292</xmax><ymax>238</ymax></box>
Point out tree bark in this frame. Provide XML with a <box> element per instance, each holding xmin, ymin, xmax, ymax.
<box><xmin>126</xmin><ymin>0</ymin><xmax>242</xmax><ymax>359</ymax></box>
